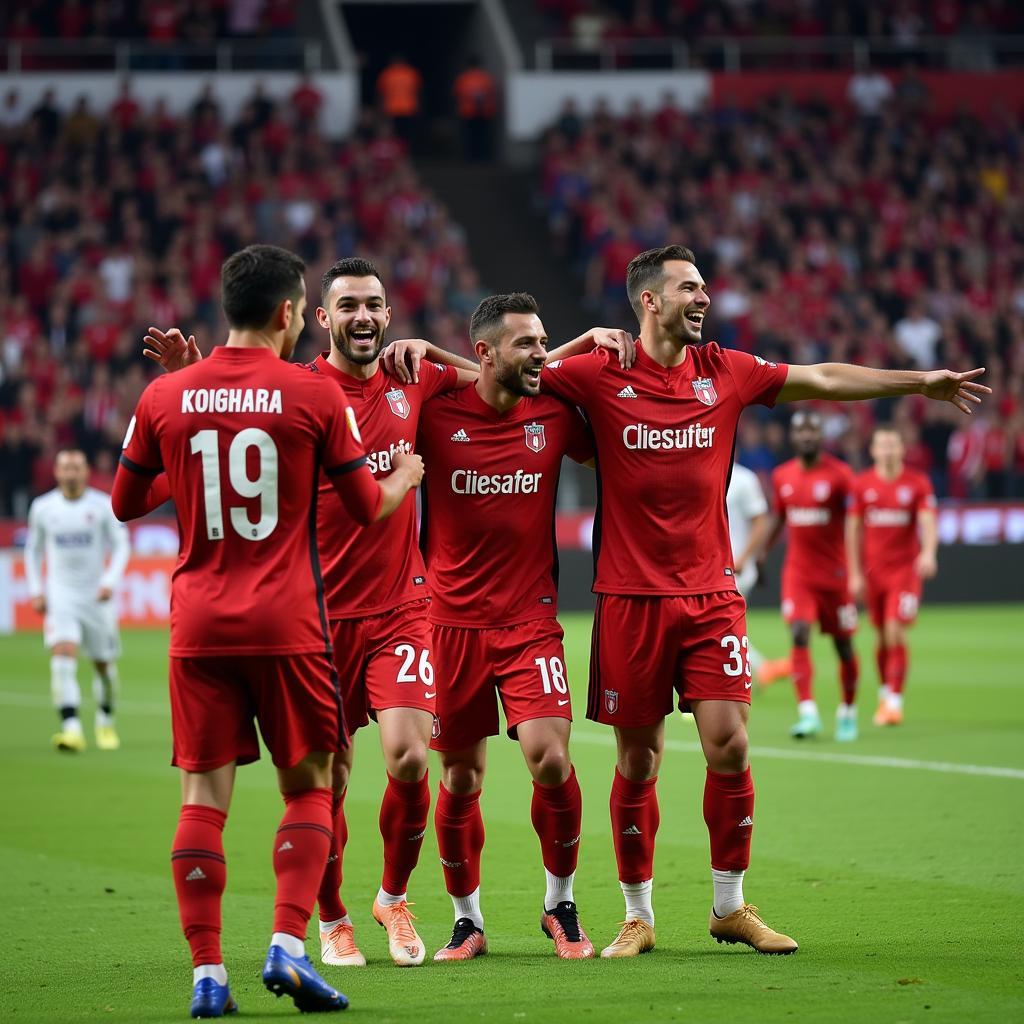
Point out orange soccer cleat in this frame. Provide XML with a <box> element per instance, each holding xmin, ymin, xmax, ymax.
<box><xmin>540</xmin><ymin>901</ymin><xmax>594</xmax><ymax>959</ymax></box>
<box><xmin>319</xmin><ymin>920</ymin><xmax>366</xmax><ymax>967</ymax></box>
<box><xmin>433</xmin><ymin>918</ymin><xmax>487</xmax><ymax>962</ymax></box>
<box><xmin>873</xmin><ymin>701</ymin><xmax>904</xmax><ymax>726</ymax></box>
<box><xmin>756</xmin><ymin>657</ymin><xmax>792</xmax><ymax>687</ymax></box>
<box><xmin>372</xmin><ymin>898</ymin><xmax>425</xmax><ymax>966</ymax></box>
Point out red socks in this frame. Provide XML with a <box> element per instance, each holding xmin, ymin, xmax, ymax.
<box><xmin>273</xmin><ymin>788</ymin><xmax>334</xmax><ymax>938</ymax></box>
<box><xmin>840</xmin><ymin>654</ymin><xmax>859</xmax><ymax>705</ymax></box>
<box><xmin>530</xmin><ymin>767</ymin><xmax>583</xmax><ymax>877</ymax></box>
<box><xmin>885</xmin><ymin>644</ymin><xmax>908</xmax><ymax>694</ymax></box>
<box><xmin>171</xmin><ymin>804</ymin><xmax>228</xmax><ymax>967</ymax></box>
<box><xmin>609</xmin><ymin>769</ymin><xmax>659</xmax><ymax>883</ymax></box>
<box><xmin>792</xmin><ymin>646</ymin><xmax>813</xmax><ymax>702</ymax></box>
<box><xmin>435</xmin><ymin>784</ymin><xmax>485</xmax><ymax>897</ymax></box>
<box><xmin>316</xmin><ymin>790</ymin><xmax>348</xmax><ymax>922</ymax></box>
<box><xmin>703</xmin><ymin>768</ymin><xmax>755</xmax><ymax>871</ymax></box>
<box><xmin>379</xmin><ymin>772</ymin><xmax>430</xmax><ymax>896</ymax></box>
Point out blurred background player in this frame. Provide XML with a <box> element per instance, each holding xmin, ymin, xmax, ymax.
<box><xmin>847</xmin><ymin>426</ymin><xmax>938</xmax><ymax>727</ymax></box>
<box><xmin>113</xmin><ymin>244</ymin><xmax>423</xmax><ymax>1018</ymax></box>
<box><xmin>538</xmin><ymin>244</ymin><xmax>987</xmax><ymax>960</ymax></box>
<box><xmin>25</xmin><ymin>448</ymin><xmax>129</xmax><ymax>753</ymax></box>
<box><xmin>725</xmin><ymin>461</ymin><xmax>778</xmax><ymax>684</ymax></box>
<box><xmin>415</xmin><ymin>294</ymin><xmax>600</xmax><ymax>962</ymax></box>
<box><xmin>767</xmin><ymin>411</ymin><xmax>860</xmax><ymax>742</ymax></box>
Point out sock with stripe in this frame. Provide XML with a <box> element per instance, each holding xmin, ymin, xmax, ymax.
<box><xmin>171</xmin><ymin>804</ymin><xmax>228</xmax><ymax>966</ymax></box>
<box><xmin>273</xmin><ymin>788</ymin><xmax>334</xmax><ymax>939</ymax></box>
<box><xmin>610</xmin><ymin>769</ymin><xmax>659</xmax><ymax>886</ymax></box>
<box><xmin>435</xmin><ymin>784</ymin><xmax>485</xmax><ymax>924</ymax></box>
<box><xmin>704</xmin><ymin>767</ymin><xmax>755</xmax><ymax>872</ymax></box>
<box><xmin>379</xmin><ymin>772</ymin><xmax>430</xmax><ymax>898</ymax></box>
<box><xmin>317</xmin><ymin>790</ymin><xmax>349</xmax><ymax>924</ymax></box>
<box><xmin>531</xmin><ymin>766</ymin><xmax>582</xmax><ymax>905</ymax></box>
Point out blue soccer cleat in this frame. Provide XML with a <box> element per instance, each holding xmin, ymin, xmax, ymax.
<box><xmin>190</xmin><ymin>977</ymin><xmax>238</xmax><ymax>1018</ymax></box>
<box><xmin>262</xmin><ymin>944</ymin><xmax>349</xmax><ymax>1013</ymax></box>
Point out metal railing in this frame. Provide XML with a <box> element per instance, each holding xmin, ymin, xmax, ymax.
<box><xmin>2</xmin><ymin>38</ymin><xmax>323</xmax><ymax>74</ymax></box>
<box><xmin>535</xmin><ymin>35</ymin><xmax>1024</xmax><ymax>72</ymax></box>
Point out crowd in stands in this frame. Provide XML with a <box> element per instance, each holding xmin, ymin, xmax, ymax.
<box><xmin>538</xmin><ymin>84</ymin><xmax>1024</xmax><ymax>498</ymax></box>
<box><xmin>536</xmin><ymin>0</ymin><xmax>1024</xmax><ymax>68</ymax></box>
<box><xmin>0</xmin><ymin>80</ymin><xmax>489</xmax><ymax>516</ymax></box>
<box><xmin>4</xmin><ymin>0</ymin><xmax>297</xmax><ymax>46</ymax></box>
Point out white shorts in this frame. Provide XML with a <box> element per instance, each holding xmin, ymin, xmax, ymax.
<box><xmin>44</xmin><ymin>598</ymin><xmax>120</xmax><ymax>661</ymax></box>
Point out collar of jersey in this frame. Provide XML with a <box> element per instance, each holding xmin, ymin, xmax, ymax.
<box><xmin>314</xmin><ymin>352</ymin><xmax>386</xmax><ymax>393</ymax></box>
<box><xmin>211</xmin><ymin>345</ymin><xmax>278</xmax><ymax>359</ymax></box>
<box><xmin>635</xmin><ymin>339</ymin><xmax>692</xmax><ymax>376</ymax></box>
<box><xmin>464</xmin><ymin>381</ymin><xmax>532</xmax><ymax>421</ymax></box>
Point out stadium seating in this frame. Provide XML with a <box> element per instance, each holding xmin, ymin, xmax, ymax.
<box><xmin>535</xmin><ymin>82</ymin><xmax>1024</xmax><ymax>497</ymax></box>
<box><xmin>0</xmin><ymin>83</ymin><xmax>486</xmax><ymax>516</ymax></box>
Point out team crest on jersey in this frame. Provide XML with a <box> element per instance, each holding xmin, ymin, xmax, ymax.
<box><xmin>604</xmin><ymin>689</ymin><xmax>619</xmax><ymax>714</ymax></box>
<box><xmin>691</xmin><ymin>377</ymin><xmax>718</xmax><ymax>406</ymax></box>
<box><xmin>524</xmin><ymin>422</ymin><xmax>546</xmax><ymax>452</ymax></box>
<box><xmin>431</xmin><ymin>715</ymin><xmax>441</xmax><ymax>740</ymax></box>
<box><xmin>385</xmin><ymin>388</ymin><xmax>410</xmax><ymax>420</ymax></box>
<box><xmin>813</xmin><ymin>481</ymin><xmax>831</xmax><ymax>501</ymax></box>
<box><xmin>897</xmin><ymin>486</ymin><xmax>913</xmax><ymax>505</ymax></box>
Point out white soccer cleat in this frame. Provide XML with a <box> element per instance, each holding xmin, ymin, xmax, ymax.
<box><xmin>320</xmin><ymin>921</ymin><xmax>366</xmax><ymax>967</ymax></box>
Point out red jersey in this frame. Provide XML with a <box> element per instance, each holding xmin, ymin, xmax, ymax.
<box><xmin>306</xmin><ymin>353</ymin><xmax>459</xmax><ymax>618</ymax></box>
<box><xmin>542</xmin><ymin>342</ymin><xmax>788</xmax><ymax>595</ymax></box>
<box><xmin>850</xmin><ymin>467</ymin><xmax>935</xmax><ymax>580</ymax></box>
<box><xmin>771</xmin><ymin>453</ymin><xmax>853</xmax><ymax>589</ymax></box>
<box><xmin>417</xmin><ymin>385</ymin><xmax>592</xmax><ymax>626</ymax></box>
<box><xmin>120</xmin><ymin>347</ymin><xmax>372</xmax><ymax>656</ymax></box>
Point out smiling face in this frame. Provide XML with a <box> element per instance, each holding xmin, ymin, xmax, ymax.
<box><xmin>645</xmin><ymin>260</ymin><xmax>710</xmax><ymax>344</ymax></box>
<box><xmin>479</xmin><ymin>312</ymin><xmax>548</xmax><ymax>397</ymax></box>
<box><xmin>317</xmin><ymin>274</ymin><xmax>391</xmax><ymax>365</ymax></box>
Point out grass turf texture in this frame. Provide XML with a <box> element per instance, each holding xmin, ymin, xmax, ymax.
<box><xmin>1</xmin><ymin>605</ymin><xmax>1022</xmax><ymax>1024</ymax></box>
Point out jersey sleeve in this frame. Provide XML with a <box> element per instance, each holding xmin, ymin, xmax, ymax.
<box><xmin>321</xmin><ymin>401</ymin><xmax>382</xmax><ymax>527</ymax></box>
<box><xmin>848</xmin><ymin>477</ymin><xmax>865</xmax><ymax>516</ymax></box>
<box><xmin>420</xmin><ymin>359</ymin><xmax>461</xmax><ymax>400</ymax></box>
<box><xmin>23</xmin><ymin>499</ymin><xmax>45</xmax><ymax>598</ymax></box>
<box><xmin>723</xmin><ymin>349</ymin><xmax>789</xmax><ymax>408</ymax></box>
<box><xmin>561</xmin><ymin>403</ymin><xmax>595</xmax><ymax>464</ymax></box>
<box><xmin>916</xmin><ymin>473</ymin><xmax>937</xmax><ymax>512</ymax></box>
<box><xmin>770</xmin><ymin>467</ymin><xmax>786</xmax><ymax>515</ymax></box>
<box><xmin>119</xmin><ymin>385</ymin><xmax>163</xmax><ymax>476</ymax></box>
<box><xmin>540</xmin><ymin>349</ymin><xmax>606</xmax><ymax>408</ymax></box>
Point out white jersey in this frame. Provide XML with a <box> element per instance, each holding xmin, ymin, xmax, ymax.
<box><xmin>727</xmin><ymin>464</ymin><xmax>768</xmax><ymax>594</ymax></box>
<box><xmin>24</xmin><ymin>487</ymin><xmax>130</xmax><ymax>603</ymax></box>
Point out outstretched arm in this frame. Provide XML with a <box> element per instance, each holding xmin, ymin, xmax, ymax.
<box><xmin>777</xmin><ymin>364</ymin><xmax>990</xmax><ymax>415</ymax></box>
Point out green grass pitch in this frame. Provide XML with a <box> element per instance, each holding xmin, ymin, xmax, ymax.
<box><xmin>2</xmin><ymin>605</ymin><xmax>1022</xmax><ymax>1023</ymax></box>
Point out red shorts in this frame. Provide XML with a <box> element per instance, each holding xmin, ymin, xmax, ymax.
<box><xmin>429</xmin><ymin>618</ymin><xmax>571</xmax><ymax>751</ymax></box>
<box><xmin>781</xmin><ymin>576</ymin><xmax>857</xmax><ymax>637</ymax></box>
<box><xmin>330</xmin><ymin>599</ymin><xmax>436</xmax><ymax>735</ymax></box>
<box><xmin>169</xmin><ymin>653</ymin><xmax>342</xmax><ymax>772</ymax></box>
<box><xmin>865</xmin><ymin>573</ymin><xmax>922</xmax><ymax>628</ymax></box>
<box><xmin>588</xmin><ymin>592</ymin><xmax>752</xmax><ymax>728</ymax></box>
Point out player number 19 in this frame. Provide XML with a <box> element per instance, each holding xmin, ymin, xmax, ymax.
<box><xmin>189</xmin><ymin>428</ymin><xmax>279</xmax><ymax>541</ymax></box>
<box><xmin>721</xmin><ymin>634</ymin><xmax>751</xmax><ymax>678</ymax></box>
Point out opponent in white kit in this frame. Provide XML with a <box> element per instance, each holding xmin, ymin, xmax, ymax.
<box><xmin>25</xmin><ymin>449</ymin><xmax>130</xmax><ymax>752</ymax></box>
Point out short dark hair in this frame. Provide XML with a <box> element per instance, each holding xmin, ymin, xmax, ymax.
<box><xmin>221</xmin><ymin>244</ymin><xmax>306</xmax><ymax>329</ymax></box>
<box><xmin>321</xmin><ymin>257</ymin><xmax>384</xmax><ymax>304</ymax></box>
<box><xmin>55</xmin><ymin>447</ymin><xmax>87</xmax><ymax>463</ymax></box>
<box><xmin>625</xmin><ymin>245</ymin><xmax>697</xmax><ymax>320</ymax></box>
<box><xmin>470</xmin><ymin>292</ymin><xmax>540</xmax><ymax>342</ymax></box>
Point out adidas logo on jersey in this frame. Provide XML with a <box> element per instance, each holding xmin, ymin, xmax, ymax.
<box><xmin>185</xmin><ymin>867</ymin><xmax>207</xmax><ymax>882</ymax></box>
<box><xmin>451</xmin><ymin>428</ymin><xmax>471</xmax><ymax>442</ymax></box>
<box><xmin>738</xmin><ymin>816</ymin><xmax>754</xmax><ymax>828</ymax></box>
<box><xmin>617</xmin><ymin>385</ymin><xmax>638</xmax><ymax>399</ymax></box>
<box><xmin>277</xmin><ymin>840</ymin><xmax>294</xmax><ymax>853</ymax></box>
<box><xmin>621</xmin><ymin>825</ymin><xmax>642</xmax><ymax>836</ymax></box>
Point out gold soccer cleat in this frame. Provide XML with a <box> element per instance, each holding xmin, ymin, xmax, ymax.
<box><xmin>600</xmin><ymin>919</ymin><xmax>656</xmax><ymax>958</ymax></box>
<box><xmin>709</xmin><ymin>904</ymin><xmax>798</xmax><ymax>955</ymax></box>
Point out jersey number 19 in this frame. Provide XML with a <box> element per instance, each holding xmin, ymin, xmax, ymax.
<box><xmin>190</xmin><ymin>428</ymin><xmax>279</xmax><ymax>541</ymax></box>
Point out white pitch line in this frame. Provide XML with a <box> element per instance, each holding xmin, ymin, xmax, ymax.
<box><xmin>2</xmin><ymin>689</ymin><xmax>1021</xmax><ymax>780</ymax></box>
<box><xmin>569</xmin><ymin>728</ymin><xmax>1024</xmax><ymax>781</ymax></box>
